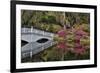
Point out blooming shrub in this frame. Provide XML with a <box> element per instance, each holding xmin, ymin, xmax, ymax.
<box><xmin>53</xmin><ymin>24</ymin><xmax>90</xmax><ymax>60</ymax></box>
<box><xmin>40</xmin><ymin>24</ymin><xmax>90</xmax><ymax>61</ymax></box>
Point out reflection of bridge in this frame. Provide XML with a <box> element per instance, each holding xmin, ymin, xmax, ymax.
<box><xmin>21</xmin><ymin>27</ymin><xmax>55</xmax><ymax>59</ymax></box>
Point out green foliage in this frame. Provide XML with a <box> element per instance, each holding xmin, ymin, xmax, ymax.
<box><xmin>41</xmin><ymin>46</ymin><xmax>61</xmax><ymax>61</ymax></box>
<box><xmin>81</xmin><ymin>24</ymin><xmax>90</xmax><ymax>33</ymax></box>
<box><xmin>40</xmin><ymin>15</ymin><xmax>56</xmax><ymax>24</ymax></box>
<box><xmin>21</xmin><ymin>10</ymin><xmax>90</xmax><ymax>28</ymax></box>
<box><xmin>64</xmin><ymin>51</ymin><xmax>76</xmax><ymax>60</ymax></box>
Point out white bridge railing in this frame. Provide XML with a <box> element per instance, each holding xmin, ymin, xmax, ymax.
<box><xmin>21</xmin><ymin>27</ymin><xmax>54</xmax><ymax>37</ymax></box>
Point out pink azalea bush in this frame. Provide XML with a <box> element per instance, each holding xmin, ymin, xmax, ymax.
<box><xmin>57</xmin><ymin>29</ymin><xmax>67</xmax><ymax>50</ymax></box>
<box><xmin>73</xmin><ymin>29</ymin><xmax>87</xmax><ymax>55</ymax></box>
<box><xmin>53</xmin><ymin>24</ymin><xmax>90</xmax><ymax>60</ymax></box>
<box><xmin>55</xmin><ymin>29</ymin><xmax>67</xmax><ymax>60</ymax></box>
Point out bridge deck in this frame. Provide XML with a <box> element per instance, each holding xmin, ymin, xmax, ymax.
<box><xmin>21</xmin><ymin>27</ymin><xmax>55</xmax><ymax>59</ymax></box>
<box><xmin>21</xmin><ymin>40</ymin><xmax>55</xmax><ymax>59</ymax></box>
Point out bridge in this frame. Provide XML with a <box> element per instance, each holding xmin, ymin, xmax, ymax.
<box><xmin>21</xmin><ymin>27</ymin><xmax>55</xmax><ymax>59</ymax></box>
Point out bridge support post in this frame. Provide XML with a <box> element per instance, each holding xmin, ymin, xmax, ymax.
<box><xmin>30</xmin><ymin>51</ymin><xmax>33</xmax><ymax>61</ymax></box>
<box><xmin>31</xmin><ymin>26</ymin><xmax>33</xmax><ymax>33</ymax></box>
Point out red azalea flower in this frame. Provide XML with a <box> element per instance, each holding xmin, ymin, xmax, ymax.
<box><xmin>75</xmin><ymin>29</ymin><xmax>87</xmax><ymax>36</ymax></box>
<box><xmin>75</xmin><ymin>36</ymin><xmax>81</xmax><ymax>43</ymax></box>
<box><xmin>57</xmin><ymin>29</ymin><xmax>67</xmax><ymax>37</ymax></box>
